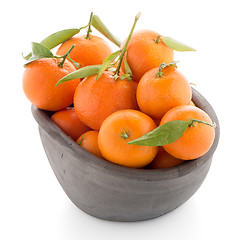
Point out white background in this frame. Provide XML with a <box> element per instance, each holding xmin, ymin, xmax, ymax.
<box><xmin>1</xmin><ymin>0</ymin><xmax>239</xmax><ymax>239</ymax></box>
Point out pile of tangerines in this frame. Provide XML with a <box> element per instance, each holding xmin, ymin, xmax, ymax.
<box><xmin>22</xmin><ymin>13</ymin><xmax>216</xmax><ymax>169</ymax></box>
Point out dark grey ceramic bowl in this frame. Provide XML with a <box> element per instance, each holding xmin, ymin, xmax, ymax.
<box><xmin>31</xmin><ymin>88</ymin><xmax>220</xmax><ymax>222</ymax></box>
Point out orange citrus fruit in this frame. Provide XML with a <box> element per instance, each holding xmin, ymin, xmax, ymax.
<box><xmin>22</xmin><ymin>58</ymin><xmax>80</xmax><ymax>111</ymax></box>
<box><xmin>160</xmin><ymin>105</ymin><xmax>215</xmax><ymax>160</ymax></box>
<box><xmin>51</xmin><ymin>107</ymin><xmax>90</xmax><ymax>141</ymax></box>
<box><xmin>121</xmin><ymin>30</ymin><xmax>174</xmax><ymax>82</ymax></box>
<box><xmin>137</xmin><ymin>66</ymin><xmax>192</xmax><ymax>119</ymax></box>
<box><xmin>76</xmin><ymin>130</ymin><xmax>103</xmax><ymax>159</ymax></box>
<box><xmin>56</xmin><ymin>35</ymin><xmax>112</xmax><ymax>68</ymax></box>
<box><xmin>74</xmin><ymin>71</ymin><xmax>138</xmax><ymax>130</ymax></box>
<box><xmin>98</xmin><ymin>109</ymin><xmax>158</xmax><ymax>168</ymax></box>
<box><xmin>146</xmin><ymin>147</ymin><xmax>184</xmax><ymax>169</ymax></box>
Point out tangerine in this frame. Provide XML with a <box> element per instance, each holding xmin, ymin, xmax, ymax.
<box><xmin>146</xmin><ymin>147</ymin><xmax>184</xmax><ymax>169</ymax></box>
<box><xmin>74</xmin><ymin>71</ymin><xmax>138</xmax><ymax>130</ymax></box>
<box><xmin>76</xmin><ymin>131</ymin><xmax>103</xmax><ymax>159</ymax></box>
<box><xmin>51</xmin><ymin>107</ymin><xmax>90</xmax><ymax>141</ymax></box>
<box><xmin>137</xmin><ymin>65</ymin><xmax>192</xmax><ymax>119</ymax></box>
<box><xmin>56</xmin><ymin>35</ymin><xmax>112</xmax><ymax>68</ymax></box>
<box><xmin>121</xmin><ymin>30</ymin><xmax>174</xmax><ymax>82</ymax></box>
<box><xmin>22</xmin><ymin>58</ymin><xmax>80</xmax><ymax>111</ymax></box>
<box><xmin>98</xmin><ymin>109</ymin><xmax>158</xmax><ymax>168</ymax></box>
<box><xmin>160</xmin><ymin>105</ymin><xmax>215</xmax><ymax>160</ymax></box>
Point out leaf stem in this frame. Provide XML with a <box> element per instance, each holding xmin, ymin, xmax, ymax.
<box><xmin>156</xmin><ymin>61</ymin><xmax>179</xmax><ymax>77</ymax></box>
<box><xmin>187</xmin><ymin>118</ymin><xmax>216</xmax><ymax>128</ymax></box>
<box><xmin>114</xmin><ymin>12</ymin><xmax>141</xmax><ymax>77</ymax></box>
<box><xmin>86</xmin><ymin>12</ymin><xmax>93</xmax><ymax>39</ymax></box>
<box><xmin>57</xmin><ymin>45</ymin><xmax>75</xmax><ymax>68</ymax></box>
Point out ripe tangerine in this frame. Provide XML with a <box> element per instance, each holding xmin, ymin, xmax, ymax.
<box><xmin>121</xmin><ymin>30</ymin><xmax>174</xmax><ymax>82</ymax></box>
<box><xmin>51</xmin><ymin>107</ymin><xmax>90</xmax><ymax>141</ymax></box>
<box><xmin>137</xmin><ymin>65</ymin><xmax>192</xmax><ymax>119</ymax></box>
<box><xmin>98</xmin><ymin>109</ymin><xmax>158</xmax><ymax>168</ymax></box>
<box><xmin>160</xmin><ymin>105</ymin><xmax>215</xmax><ymax>160</ymax></box>
<box><xmin>74</xmin><ymin>71</ymin><xmax>138</xmax><ymax>130</ymax></box>
<box><xmin>56</xmin><ymin>35</ymin><xmax>112</xmax><ymax>68</ymax></box>
<box><xmin>76</xmin><ymin>131</ymin><xmax>103</xmax><ymax>159</ymax></box>
<box><xmin>146</xmin><ymin>147</ymin><xmax>184</xmax><ymax>169</ymax></box>
<box><xmin>22</xmin><ymin>58</ymin><xmax>80</xmax><ymax>111</ymax></box>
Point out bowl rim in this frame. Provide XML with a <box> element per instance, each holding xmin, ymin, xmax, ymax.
<box><xmin>32</xmin><ymin>87</ymin><xmax>220</xmax><ymax>182</ymax></box>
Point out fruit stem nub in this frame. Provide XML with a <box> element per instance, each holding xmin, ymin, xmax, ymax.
<box><xmin>154</xmin><ymin>35</ymin><xmax>161</xmax><ymax>43</ymax></box>
<box><xmin>121</xmin><ymin>131</ymin><xmax>130</xmax><ymax>140</ymax></box>
<box><xmin>156</xmin><ymin>61</ymin><xmax>179</xmax><ymax>77</ymax></box>
<box><xmin>86</xmin><ymin>12</ymin><xmax>94</xmax><ymax>39</ymax></box>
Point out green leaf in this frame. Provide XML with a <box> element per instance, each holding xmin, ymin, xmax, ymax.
<box><xmin>161</xmin><ymin>36</ymin><xmax>196</xmax><ymax>51</ymax></box>
<box><xmin>25</xmin><ymin>42</ymin><xmax>53</xmax><ymax>66</ymax></box>
<box><xmin>119</xmin><ymin>73</ymin><xmax>132</xmax><ymax>81</ymax></box>
<box><xmin>32</xmin><ymin>42</ymin><xmax>53</xmax><ymax>57</ymax></box>
<box><xmin>22</xmin><ymin>52</ymin><xmax>32</xmax><ymax>60</ymax></box>
<box><xmin>23</xmin><ymin>28</ymin><xmax>80</xmax><ymax>60</ymax></box>
<box><xmin>92</xmin><ymin>15</ymin><xmax>122</xmax><ymax>47</ymax></box>
<box><xmin>56</xmin><ymin>65</ymin><xmax>101</xmax><ymax>86</ymax></box>
<box><xmin>128</xmin><ymin>120</ymin><xmax>188</xmax><ymax>146</ymax></box>
<box><xmin>40</xmin><ymin>28</ymin><xmax>80</xmax><ymax>50</ymax></box>
<box><xmin>96</xmin><ymin>50</ymin><xmax>121</xmax><ymax>80</ymax></box>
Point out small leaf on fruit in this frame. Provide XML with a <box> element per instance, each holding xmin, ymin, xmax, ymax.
<box><xmin>24</xmin><ymin>42</ymin><xmax>54</xmax><ymax>66</ymax></box>
<box><xmin>128</xmin><ymin>120</ymin><xmax>188</xmax><ymax>146</ymax></box>
<box><xmin>96</xmin><ymin>50</ymin><xmax>121</xmax><ymax>80</ymax></box>
<box><xmin>56</xmin><ymin>65</ymin><xmax>101</xmax><ymax>85</ymax></box>
<box><xmin>32</xmin><ymin>42</ymin><xmax>53</xmax><ymax>57</ymax></box>
<box><xmin>161</xmin><ymin>36</ymin><xmax>196</xmax><ymax>51</ymax></box>
<box><xmin>119</xmin><ymin>73</ymin><xmax>132</xmax><ymax>81</ymax></box>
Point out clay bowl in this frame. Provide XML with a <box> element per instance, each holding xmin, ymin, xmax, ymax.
<box><xmin>31</xmin><ymin>88</ymin><xmax>220</xmax><ymax>222</ymax></box>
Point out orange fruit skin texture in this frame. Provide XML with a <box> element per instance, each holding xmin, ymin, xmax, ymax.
<box><xmin>22</xmin><ymin>58</ymin><xmax>80</xmax><ymax>111</ymax></box>
<box><xmin>98</xmin><ymin>109</ymin><xmax>158</xmax><ymax>168</ymax></box>
<box><xmin>56</xmin><ymin>35</ymin><xmax>112</xmax><ymax>67</ymax></box>
<box><xmin>51</xmin><ymin>107</ymin><xmax>90</xmax><ymax>141</ymax></box>
<box><xmin>160</xmin><ymin>105</ymin><xmax>215</xmax><ymax>160</ymax></box>
<box><xmin>74</xmin><ymin>71</ymin><xmax>138</xmax><ymax>130</ymax></box>
<box><xmin>121</xmin><ymin>30</ymin><xmax>174</xmax><ymax>82</ymax></box>
<box><xmin>137</xmin><ymin>66</ymin><xmax>192</xmax><ymax>119</ymax></box>
<box><xmin>146</xmin><ymin>147</ymin><xmax>184</xmax><ymax>169</ymax></box>
<box><xmin>76</xmin><ymin>131</ymin><xmax>103</xmax><ymax>159</ymax></box>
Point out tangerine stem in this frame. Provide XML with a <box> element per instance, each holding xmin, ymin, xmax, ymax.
<box><xmin>77</xmin><ymin>134</ymin><xmax>85</xmax><ymax>145</ymax></box>
<box><xmin>114</xmin><ymin>12</ymin><xmax>141</xmax><ymax>77</ymax></box>
<box><xmin>57</xmin><ymin>45</ymin><xmax>75</xmax><ymax>68</ymax></box>
<box><xmin>86</xmin><ymin>12</ymin><xmax>93</xmax><ymax>39</ymax></box>
<box><xmin>187</xmin><ymin>118</ymin><xmax>216</xmax><ymax>128</ymax></box>
<box><xmin>156</xmin><ymin>61</ymin><xmax>179</xmax><ymax>77</ymax></box>
<box><xmin>154</xmin><ymin>34</ymin><xmax>161</xmax><ymax>43</ymax></box>
<box><xmin>121</xmin><ymin>131</ymin><xmax>130</xmax><ymax>140</ymax></box>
